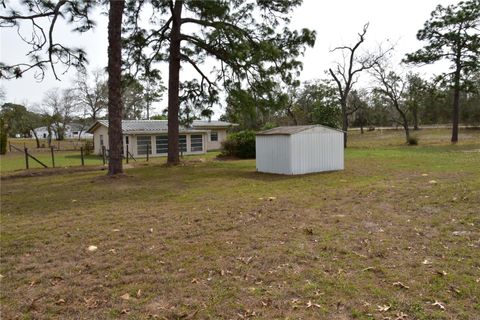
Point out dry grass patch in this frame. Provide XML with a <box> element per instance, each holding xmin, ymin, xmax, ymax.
<box><xmin>1</xmin><ymin>129</ymin><xmax>479</xmax><ymax>319</ymax></box>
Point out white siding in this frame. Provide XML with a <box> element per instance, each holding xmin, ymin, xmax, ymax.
<box><xmin>205</xmin><ymin>129</ymin><xmax>227</xmax><ymax>150</ymax></box>
<box><xmin>290</xmin><ymin>130</ymin><xmax>344</xmax><ymax>174</ymax></box>
<box><xmin>256</xmin><ymin>135</ymin><xmax>292</xmax><ymax>174</ymax></box>
<box><xmin>255</xmin><ymin>126</ymin><xmax>344</xmax><ymax>175</ymax></box>
<box><xmin>93</xmin><ymin>126</ymin><xmax>109</xmax><ymax>155</ymax></box>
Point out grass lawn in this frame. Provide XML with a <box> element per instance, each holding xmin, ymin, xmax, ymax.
<box><xmin>1</xmin><ymin>129</ymin><xmax>479</xmax><ymax>319</ymax></box>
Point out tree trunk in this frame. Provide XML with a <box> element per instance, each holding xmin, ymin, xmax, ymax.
<box><xmin>167</xmin><ymin>0</ymin><xmax>183</xmax><ymax>165</ymax></box>
<box><xmin>341</xmin><ymin>98</ymin><xmax>348</xmax><ymax>148</ymax></box>
<box><xmin>31</xmin><ymin>129</ymin><xmax>40</xmax><ymax>148</ymax></box>
<box><xmin>451</xmin><ymin>65</ymin><xmax>461</xmax><ymax>143</ymax></box>
<box><xmin>404</xmin><ymin>122</ymin><xmax>410</xmax><ymax>142</ymax></box>
<box><xmin>47</xmin><ymin>126</ymin><xmax>52</xmax><ymax>147</ymax></box>
<box><xmin>286</xmin><ymin>106</ymin><xmax>297</xmax><ymax>125</ymax></box>
<box><xmin>107</xmin><ymin>0</ymin><xmax>125</xmax><ymax>175</ymax></box>
<box><xmin>412</xmin><ymin>105</ymin><xmax>419</xmax><ymax>130</ymax></box>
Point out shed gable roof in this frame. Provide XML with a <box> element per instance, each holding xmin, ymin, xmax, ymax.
<box><xmin>256</xmin><ymin>125</ymin><xmax>343</xmax><ymax>136</ymax></box>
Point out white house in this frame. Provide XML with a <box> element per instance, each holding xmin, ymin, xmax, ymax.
<box><xmin>31</xmin><ymin>123</ymin><xmax>93</xmax><ymax>140</ymax></box>
<box><xmin>255</xmin><ymin>125</ymin><xmax>344</xmax><ymax>175</ymax></box>
<box><xmin>86</xmin><ymin>120</ymin><xmax>237</xmax><ymax>157</ymax></box>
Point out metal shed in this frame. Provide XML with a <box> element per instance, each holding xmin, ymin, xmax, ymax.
<box><xmin>256</xmin><ymin>125</ymin><xmax>344</xmax><ymax>175</ymax></box>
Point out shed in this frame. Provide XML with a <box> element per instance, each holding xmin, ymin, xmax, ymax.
<box><xmin>255</xmin><ymin>125</ymin><xmax>344</xmax><ymax>175</ymax></box>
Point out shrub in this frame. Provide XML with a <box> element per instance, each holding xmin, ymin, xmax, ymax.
<box><xmin>407</xmin><ymin>136</ymin><xmax>419</xmax><ymax>145</ymax></box>
<box><xmin>221</xmin><ymin>130</ymin><xmax>256</xmax><ymax>159</ymax></box>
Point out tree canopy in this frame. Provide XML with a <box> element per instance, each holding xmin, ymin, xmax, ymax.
<box><xmin>123</xmin><ymin>0</ymin><xmax>316</xmax><ymax>163</ymax></box>
<box><xmin>405</xmin><ymin>0</ymin><xmax>480</xmax><ymax>142</ymax></box>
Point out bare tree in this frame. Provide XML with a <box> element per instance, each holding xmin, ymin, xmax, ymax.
<box><xmin>75</xmin><ymin>70</ymin><xmax>107</xmax><ymax>121</ymax></box>
<box><xmin>328</xmin><ymin>23</ymin><xmax>390</xmax><ymax>147</ymax></box>
<box><xmin>42</xmin><ymin>88</ymin><xmax>79</xmax><ymax>140</ymax></box>
<box><xmin>372</xmin><ymin>62</ymin><xmax>411</xmax><ymax>143</ymax></box>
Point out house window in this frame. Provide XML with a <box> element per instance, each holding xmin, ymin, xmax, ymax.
<box><xmin>100</xmin><ymin>134</ymin><xmax>104</xmax><ymax>146</ymax></box>
<box><xmin>43</xmin><ymin>133</ymin><xmax>47</xmax><ymax>138</ymax></box>
<box><xmin>190</xmin><ymin>134</ymin><xmax>203</xmax><ymax>152</ymax></box>
<box><xmin>210</xmin><ymin>131</ymin><xmax>218</xmax><ymax>141</ymax></box>
<box><xmin>156</xmin><ymin>135</ymin><xmax>187</xmax><ymax>153</ymax></box>
<box><xmin>137</xmin><ymin>136</ymin><xmax>152</xmax><ymax>155</ymax></box>
<box><xmin>125</xmin><ymin>136</ymin><xmax>129</xmax><ymax>145</ymax></box>
<box><xmin>156</xmin><ymin>135</ymin><xmax>168</xmax><ymax>154</ymax></box>
<box><xmin>179</xmin><ymin>135</ymin><xmax>187</xmax><ymax>152</ymax></box>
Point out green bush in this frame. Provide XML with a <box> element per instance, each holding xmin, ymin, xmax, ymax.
<box><xmin>221</xmin><ymin>130</ymin><xmax>256</xmax><ymax>159</ymax></box>
<box><xmin>0</xmin><ymin>118</ymin><xmax>7</xmax><ymax>155</ymax></box>
<box><xmin>407</xmin><ymin>136</ymin><xmax>419</xmax><ymax>145</ymax></box>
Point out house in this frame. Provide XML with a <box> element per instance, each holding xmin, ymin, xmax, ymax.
<box><xmin>86</xmin><ymin>120</ymin><xmax>238</xmax><ymax>157</ymax></box>
<box><xmin>255</xmin><ymin>125</ymin><xmax>344</xmax><ymax>175</ymax></box>
<box><xmin>31</xmin><ymin>123</ymin><xmax>93</xmax><ymax>140</ymax></box>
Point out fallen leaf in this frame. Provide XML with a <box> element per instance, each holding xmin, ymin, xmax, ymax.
<box><xmin>137</xmin><ymin>289</ymin><xmax>142</xmax><ymax>298</ymax></box>
<box><xmin>436</xmin><ymin>270</ymin><xmax>448</xmax><ymax>276</ymax></box>
<box><xmin>377</xmin><ymin>304</ymin><xmax>391</xmax><ymax>312</ymax></box>
<box><xmin>72</xmin><ymin>199</ymin><xmax>77</xmax><ymax>203</ymax></box>
<box><xmin>306</xmin><ymin>300</ymin><xmax>321</xmax><ymax>308</ymax></box>
<box><xmin>422</xmin><ymin>259</ymin><xmax>432</xmax><ymax>265</ymax></box>
<box><xmin>450</xmin><ymin>286</ymin><xmax>461</xmax><ymax>294</ymax></box>
<box><xmin>109</xmin><ymin>249</ymin><xmax>116</xmax><ymax>254</ymax></box>
<box><xmin>395</xmin><ymin>312</ymin><xmax>408</xmax><ymax>319</ymax></box>
<box><xmin>56</xmin><ymin>298</ymin><xmax>66</xmax><ymax>305</ymax></box>
<box><xmin>421</xmin><ymin>173</ymin><xmax>429</xmax><ymax>177</ymax></box>
<box><xmin>121</xmin><ymin>309</ymin><xmax>129</xmax><ymax>314</ymax></box>
<box><xmin>149</xmin><ymin>228</ymin><xmax>153</xmax><ymax>233</ymax></box>
<box><xmin>87</xmin><ymin>245</ymin><xmax>98</xmax><ymax>252</ymax></box>
<box><xmin>428</xmin><ymin>180</ymin><xmax>437</xmax><ymax>184</ymax></box>
<box><xmin>113</xmin><ymin>229</ymin><xmax>120</xmax><ymax>232</ymax></box>
<box><xmin>362</xmin><ymin>267</ymin><xmax>375</xmax><ymax>272</ymax></box>
<box><xmin>432</xmin><ymin>300</ymin><xmax>445</xmax><ymax>310</ymax></box>
<box><xmin>393</xmin><ymin>281</ymin><xmax>410</xmax><ymax>289</ymax></box>
<box><xmin>268</xmin><ymin>196</ymin><xmax>276</xmax><ymax>201</ymax></box>
<box><xmin>191</xmin><ymin>278</ymin><xmax>198</xmax><ymax>284</ymax></box>
<box><xmin>121</xmin><ymin>293</ymin><xmax>130</xmax><ymax>300</ymax></box>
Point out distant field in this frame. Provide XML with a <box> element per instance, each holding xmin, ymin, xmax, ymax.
<box><xmin>7</xmin><ymin>138</ymin><xmax>90</xmax><ymax>151</ymax></box>
<box><xmin>1</xmin><ymin>128</ymin><xmax>479</xmax><ymax>319</ymax></box>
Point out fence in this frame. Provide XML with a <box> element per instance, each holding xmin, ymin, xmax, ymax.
<box><xmin>8</xmin><ymin>139</ymin><xmax>91</xmax><ymax>152</ymax></box>
<box><xmin>8</xmin><ymin>143</ymin><xmax>95</xmax><ymax>170</ymax></box>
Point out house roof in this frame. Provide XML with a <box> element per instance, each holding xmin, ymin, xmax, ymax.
<box><xmin>87</xmin><ymin>120</ymin><xmax>237</xmax><ymax>134</ymax></box>
<box><xmin>192</xmin><ymin>120</ymin><xmax>238</xmax><ymax>128</ymax></box>
<box><xmin>256</xmin><ymin>125</ymin><xmax>344</xmax><ymax>136</ymax></box>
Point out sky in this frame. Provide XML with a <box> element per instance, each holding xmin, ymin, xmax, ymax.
<box><xmin>0</xmin><ymin>0</ymin><xmax>457</xmax><ymax>118</ymax></box>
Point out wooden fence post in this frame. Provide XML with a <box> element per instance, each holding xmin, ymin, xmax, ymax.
<box><xmin>51</xmin><ymin>146</ymin><xmax>55</xmax><ymax>168</ymax></box>
<box><xmin>9</xmin><ymin>141</ymin><xmax>11</xmax><ymax>152</ymax></box>
<box><xmin>146</xmin><ymin>143</ymin><xmax>149</xmax><ymax>162</ymax></box>
<box><xmin>102</xmin><ymin>146</ymin><xmax>106</xmax><ymax>165</ymax></box>
<box><xmin>80</xmin><ymin>147</ymin><xmax>84</xmax><ymax>166</ymax></box>
<box><xmin>24</xmin><ymin>147</ymin><xmax>29</xmax><ymax>169</ymax></box>
<box><xmin>126</xmin><ymin>143</ymin><xmax>129</xmax><ymax>164</ymax></box>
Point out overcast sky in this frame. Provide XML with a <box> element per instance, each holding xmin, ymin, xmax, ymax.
<box><xmin>0</xmin><ymin>0</ymin><xmax>456</xmax><ymax>118</ymax></box>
